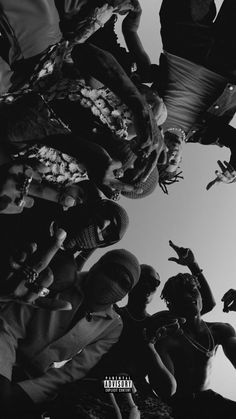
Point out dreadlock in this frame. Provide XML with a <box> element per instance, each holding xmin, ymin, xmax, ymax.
<box><xmin>161</xmin><ymin>273</ymin><xmax>201</xmax><ymax>305</ymax></box>
<box><xmin>158</xmin><ymin>166</ymin><xmax>184</xmax><ymax>194</ymax></box>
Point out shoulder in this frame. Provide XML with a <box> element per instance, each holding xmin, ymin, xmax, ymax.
<box><xmin>208</xmin><ymin>321</ymin><xmax>236</xmax><ymax>344</ymax></box>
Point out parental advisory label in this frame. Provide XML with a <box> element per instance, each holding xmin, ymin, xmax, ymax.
<box><xmin>103</xmin><ymin>375</ymin><xmax>133</xmax><ymax>393</ymax></box>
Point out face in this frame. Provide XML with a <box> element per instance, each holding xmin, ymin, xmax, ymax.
<box><xmin>129</xmin><ymin>267</ymin><xmax>160</xmax><ymax>307</ymax></box>
<box><xmin>164</xmin><ymin>133</ymin><xmax>184</xmax><ymax>173</ymax></box>
<box><xmin>84</xmin><ymin>266</ymin><xmax>130</xmax><ymax>307</ymax></box>
<box><xmin>169</xmin><ymin>286</ymin><xmax>203</xmax><ymax>318</ymax></box>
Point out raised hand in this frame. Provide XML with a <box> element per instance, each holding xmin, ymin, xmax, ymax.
<box><xmin>206</xmin><ymin>160</ymin><xmax>236</xmax><ymax>190</ymax></box>
<box><xmin>0</xmin><ymin>228</ymin><xmax>72</xmax><ymax>310</ymax></box>
<box><xmin>168</xmin><ymin>240</ymin><xmax>196</xmax><ymax>266</ymax></box>
<box><xmin>222</xmin><ymin>289</ymin><xmax>236</xmax><ymax>313</ymax></box>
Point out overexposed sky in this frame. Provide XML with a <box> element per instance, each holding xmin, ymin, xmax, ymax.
<box><xmin>88</xmin><ymin>0</ymin><xmax>236</xmax><ymax>401</ymax></box>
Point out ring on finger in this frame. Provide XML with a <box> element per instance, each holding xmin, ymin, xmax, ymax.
<box><xmin>20</xmin><ymin>265</ymin><xmax>39</xmax><ymax>283</ymax></box>
<box><xmin>110</xmin><ymin>190</ymin><xmax>121</xmax><ymax>201</ymax></box>
<box><xmin>15</xmin><ymin>197</ymin><xmax>25</xmax><ymax>207</ymax></box>
<box><xmin>114</xmin><ymin>168</ymin><xmax>124</xmax><ymax>179</ymax></box>
<box><xmin>25</xmin><ymin>282</ymin><xmax>50</xmax><ymax>297</ymax></box>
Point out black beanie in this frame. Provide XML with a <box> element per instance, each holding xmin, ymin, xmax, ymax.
<box><xmin>121</xmin><ymin>167</ymin><xmax>159</xmax><ymax>199</ymax></box>
<box><xmin>89</xmin><ymin>249</ymin><xmax>141</xmax><ymax>291</ymax></box>
<box><xmin>61</xmin><ymin>199</ymin><xmax>129</xmax><ymax>250</ymax></box>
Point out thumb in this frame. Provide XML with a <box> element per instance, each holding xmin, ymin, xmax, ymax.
<box><xmin>168</xmin><ymin>257</ymin><xmax>180</xmax><ymax>264</ymax></box>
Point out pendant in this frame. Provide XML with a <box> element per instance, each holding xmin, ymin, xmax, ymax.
<box><xmin>206</xmin><ymin>350</ymin><xmax>214</xmax><ymax>358</ymax></box>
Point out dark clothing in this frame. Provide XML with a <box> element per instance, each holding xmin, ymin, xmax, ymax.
<box><xmin>158</xmin><ymin>0</ymin><xmax>236</xmax><ymax>167</ymax></box>
<box><xmin>170</xmin><ymin>389</ymin><xmax>236</xmax><ymax>419</ymax></box>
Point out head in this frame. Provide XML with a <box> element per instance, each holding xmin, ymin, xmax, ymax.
<box><xmin>158</xmin><ymin>130</ymin><xmax>185</xmax><ymax>194</ymax></box>
<box><xmin>161</xmin><ymin>273</ymin><xmax>202</xmax><ymax>318</ymax></box>
<box><xmin>57</xmin><ymin>199</ymin><xmax>129</xmax><ymax>251</ymax></box>
<box><xmin>83</xmin><ymin>249</ymin><xmax>140</xmax><ymax>308</ymax></box>
<box><xmin>128</xmin><ymin>264</ymin><xmax>160</xmax><ymax>309</ymax></box>
<box><xmin>121</xmin><ymin>167</ymin><xmax>159</xmax><ymax>199</ymax></box>
<box><xmin>163</xmin><ymin>130</ymin><xmax>185</xmax><ymax>173</ymax></box>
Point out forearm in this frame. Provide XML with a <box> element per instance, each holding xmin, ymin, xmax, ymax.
<box><xmin>146</xmin><ymin>344</ymin><xmax>176</xmax><ymax>399</ymax></box>
<box><xmin>187</xmin><ymin>262</ymin><xmax>216</xmax><ymax>314</ymax></box>
<box><xmin>122</xmin><ymin>22</ymin><xmax>151</xmax><ymax>76</ymax></box>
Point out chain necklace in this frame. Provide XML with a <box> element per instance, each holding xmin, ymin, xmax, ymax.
<box><xmin>182</xmin><ymin>321</ymin><xmax>215</xmax><ymax>358</ymax></box>
<box><xmin>123</xmin><ymin>307</ymin><xmax>148</xmax><ymax>322</ymax></box>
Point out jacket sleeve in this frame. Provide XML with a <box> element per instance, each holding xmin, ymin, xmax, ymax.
<box><xmin>18</xmin><ymin>320</ymin><xmax>122</xmax><ymax>404</ymax></box>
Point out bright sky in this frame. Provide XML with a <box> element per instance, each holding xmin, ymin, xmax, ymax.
<box><xmin>87</xmin><ymin>0</ymin><xmax>236</xmax><ymax>401</ymax></box>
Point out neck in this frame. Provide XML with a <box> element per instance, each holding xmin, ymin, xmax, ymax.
<box><xmin>126</xmin><ymin>303</ymin><xmax>148</xmax><ymax>319</ymax></box>
<box><xmin>184</xmin><ymin>314</ymin><xmax>203</xmax><ymax>332</ymax></box>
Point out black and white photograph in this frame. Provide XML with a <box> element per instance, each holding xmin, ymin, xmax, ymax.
<box><xmin>0</xmin><ymin>1</ymin><xmax>236</xmax><ymax>418</ymax></box>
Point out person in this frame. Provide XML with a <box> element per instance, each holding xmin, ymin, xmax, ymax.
<box><xmin>0</xmin><ymin>226</ymin><xmax>72</xmax><ymax>311</ymax></box>
<box><xmin>0</xmin><ymin>248</ymin><xmax>141</xmax><ymax>418</ymax></box>
<box><xmin>154</xmin><ymin>0</ymin><xmax>236</xmax><ymax>192</ymax></box>
<box><xmin>154</xmin><ymin>272</ymin><xmax>236</xmax><ymax>419</ymax></box>
<box><xmin>70</xmin><ymin>263</ymin><xmax>176</xmax><ymax>419</ymax></box>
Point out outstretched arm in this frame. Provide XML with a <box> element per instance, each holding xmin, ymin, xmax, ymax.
<box><xmin>122</xmin><ymin>0</ymin><xmax>152</xmax><ymax>80</ymax></box>
<box><xmin>168</xmin><ymin>241</ymin><xmax>216</xmax><ymax>314</ymax></box>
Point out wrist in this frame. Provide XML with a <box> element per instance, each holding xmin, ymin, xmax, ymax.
<box><xmin>189</xmin><ymin>263</ymin><xmax>203</xmax><ymax>275</ymax></box>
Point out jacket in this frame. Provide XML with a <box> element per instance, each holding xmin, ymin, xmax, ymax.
<box><xmin>0</xmin><ymin>273</ymin><xmax>123</xmax><ymax>403</ymax></box>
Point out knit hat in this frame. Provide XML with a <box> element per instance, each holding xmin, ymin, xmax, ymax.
<box><xmin>59</xmin><ymin>199</ymin><xmax>129</xmax><ymax>251</ymax></box>
<box><xmin>121</xmin><ymin>167</ymin><xmax>159</xmax><ymax>199</ymax></box>
<box><xmin>85</xmin><ymin>249</ymin><xmax>141</xmax><ymax>304</ymax></box>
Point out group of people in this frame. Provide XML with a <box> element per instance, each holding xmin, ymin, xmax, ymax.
<box><xmin>0</xmin><ymin>0</ymin><xmax>236</xmax><ymax>418</ymax></box>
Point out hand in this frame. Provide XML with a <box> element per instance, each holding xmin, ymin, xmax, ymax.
<box><xmin>144</xmin><ymin>315</ymin><xmax>186</xmax><ymax>346</ymax></box>
<box><xmin>168</xmin><ymin>240</ymin><xmax>196</xmax><ymax>266</ymax></box>
<box><xmin>114</xmin><ymin>0</ymin><xmax>135</xmax><ymax>15</ymax></box>
<box><xmin>99</xmin><ymin>158</ymin><xmax>143</xmax><ymax>198</ymax></box>
<box><xmin>206</xmin><ymin>160</ymin><xmax>236</xmax><ymax>190</ymax></box>
<box><xmin>222</xmin><ymin>289</ymin><xmax>236</xmax><ymax>313</ymax></box>
<box><xmin>132</xmin><ymin>106</ymin><xmax>164</xmax><ymax>158</ymax></box>
<box><xmin>0</xmin><ymin>161</ymin><xmax>80</xmax><ymax>214</ymax></box>
<box><xmin>0</xmin><ymin>228</ymin><xmax>72</xmax><ymax>310</ymax></box>
<box><xmin>122</xmin><ymin>0</ymin><xmax>142</xmax><ymax>31</ymax></box>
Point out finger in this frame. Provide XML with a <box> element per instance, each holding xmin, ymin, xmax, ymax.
<box><xmin>222</xmin><ymin>293</ymin><xmax>236</xmax><ymax>305</ymax></box>
<box><xmin>27</xmin><ymin>228</ymin><xmax>67</xmax><ymax>274</ymax></box>
<box><xmin>206</xmin><ymin>178</ymin><xmax>219</xmax><ymax>190</ymax></box>
<box><xmin>168</xmin><ymin>257</ymin><xmax>180</xmax><ymax>264</ymax></box>
<box><xmin>23</xmin><ymin>267</ymin><xmax>54</xmax><ymax>304</ymax></box>
<box><xmin>224</xmin><ymin>302</ymin><xmax>236</xmax><ymax>313</ymax></box>
<box><xmin>215</xmin><ymin>171</ymin><xmax>225</xmax><ymax>181</ymax></box>
<box><xmin>169</xmin><ymin>240</ymin><xmax>179</xmax><ymax>251</ymax></box>
<box><xmin>221</xmin><ymin>289</ymin><xmax>236</xmax><ymax>301</ymax></box>
<box><xmin>23</xmin><ymin>196</ymin><xmax>35</xmax><ymax>209</ymax></box>
<box><xmin>217</xmin><ymin>160</ymin><xmax>227</xmax><ymax>172</ymax></box>
<box><xmin>223</xmin><ymin>161</ymin><xmax>235</xmax><ymax>172</ymax></box>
